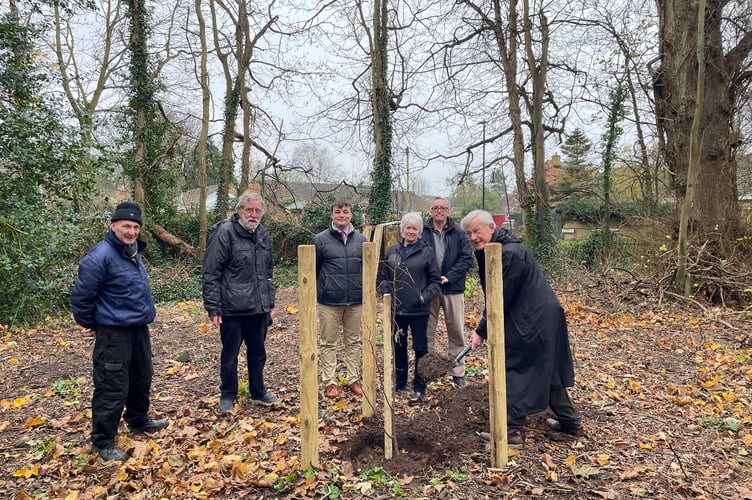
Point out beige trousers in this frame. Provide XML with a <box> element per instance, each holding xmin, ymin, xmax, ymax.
<box><xmin>318</xmin><ymin>304</ymin><xmax>363</xmax><ymax>387</ymax></box>
<box><xmin>426</xmin><ymin>292</ymin><xmax>467</xmax><ymax>377</ymax></box>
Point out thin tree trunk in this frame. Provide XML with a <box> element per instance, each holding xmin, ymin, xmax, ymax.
<box><xmin>238</xmin><ymin>0</ymin><xmax>252</xmax><ymax>192</ymax></box>
<box><xmin>210</xmin><ymin>0</ymin><xmax>237</xmax><ymax>219</ymax></box>
<box><xmin>195</xmin><ymin>0</ymin><xmax>209</xmax><ymax>257</ymax></box>
<box><xmin>524</xmin><ymin>1</ymin><xmax>551</xmax><ymax>248</ymax></box>
<box><xmin>487</xmin><ymin>0</ymin><xmax>529</xmax><ymax>227</ymax></box>
<box><xmin>676</xmin><ymin>0</ymin><xmax>706</xmax><ymax>295</ymax></box>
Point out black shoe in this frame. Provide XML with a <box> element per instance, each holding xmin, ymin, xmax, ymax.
<box><xmin>452</xmin><ymin>376</ymin><xmax>467</xmax><ymax>388</ymax></box>
<box><xmin>130</xmin><ymin>418</ymin><xmax>169</xmax><ymax>433</ymax></box>
<box><xmin>97</xmin><ymin>446</ymin><xmax>129</xmax><ymax>462</ymax></box>
<box><xmin>395</xmin><ymin>384</ymin><xmax>408</xmax><ymax>392</ymax></box>
<box><xmin>546</xmin><ymin>418</ymin><xmax>585</xmax><ymax>437</ymax></box>
<box><xmin>409</xmin><ymin>390</ymin><xmax>425</xmax><ymax>403</ymax></box>
<box><xmin>253</xmin><ymin>393</ymin><xmax>280</xmax><ymax>405</ymax></box>
<box><xmin>219</xmin><ymin>398</ymin><xmax>234</xmax><ymax>412</ymax></box>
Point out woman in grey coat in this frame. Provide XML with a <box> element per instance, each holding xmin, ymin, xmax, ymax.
<box><xmin>378</xmin><ymin>212</ymin><xmax>441</xmax><ymax>402</ymax></box>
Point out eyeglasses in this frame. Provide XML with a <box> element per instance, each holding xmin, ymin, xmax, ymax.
<box><xmin>243</xmin><ymin>207</ymin><xmax>263</xmax><ymax>214</ymax></box>
<box><xmin>431</xmin><ymin>206</ymin><xmax>449</xmax><ymax>212</ymax></box>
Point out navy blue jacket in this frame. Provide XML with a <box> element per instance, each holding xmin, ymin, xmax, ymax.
<box><xmin>202</xmin><ymin>214</ymin><xmax>275</xmax><ymax>317</ymax></box>
<box><xmin>313</xmin><ymin>225</ymin><xmax>367</xmax><ymax>306</ymax></box>
<box><xmin>71</xmin><ymin>229</ymin><xmax>156</xmax><ymax>329</ymax></box>
<box><xmin>421</xmin><ymin>217</ymin><xmax>474</xmax><ymax>295</ymax></box>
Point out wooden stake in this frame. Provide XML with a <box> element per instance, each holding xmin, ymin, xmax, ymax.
<box><xmin>383</xmin><ymin>293</ymin><xmax>395</xmax><ymax>459</ymax></box>
<box><xmin>485</xmin><ymin>243</ymin><xmax>508</xmax><ymax>467</ymax></box>
<box><xmin>362</xmin><ymin>242</ymin><xmax>377</xmax><ymax>417</ymax></box>
<box><xmin>298</xmin><ymin>244</ymin><xmax>319</xmax><ymax>468</ymax></box>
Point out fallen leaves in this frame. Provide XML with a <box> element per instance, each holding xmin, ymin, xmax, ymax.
<box><xmin>1</xmin><ymin>293</ymin><xmax>751</xmax><ymax>498</ymax></box>
<box><xmin>1</xmin><ymin>395</ymin><xmax>34</xmax><ymax>410</ymax></box>
<box><xmin>12</xmin><ymin>463</ymin><xmax>40</xmax><ymax>478</ymax></box>
<box><xmin>22</xmin><ymin>416</ymin><xmax>45</xmax><ymax>428</ymax></box>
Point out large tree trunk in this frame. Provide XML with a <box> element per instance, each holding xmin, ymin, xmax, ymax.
<box><xmin>654</xmin><ymin>0</ymin><xmax>752</xmax><ymax>252</ymax></box>
<box><xmin>127</xmin><ymin>0</ymin><xmax>148</xmax><ymax>210</ymax></box>
<box><xmin>368</xmin><ymin>0</ymin><xmax>392</xmax><ymax>225</ymax></box>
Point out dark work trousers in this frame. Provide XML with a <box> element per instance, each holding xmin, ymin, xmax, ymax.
<box><xmin>91</xmin><ymin>324</ymin><xmax>153</xmax><ymax>449</ymax></box>
<box><xmin>219</xmin><ymin>314</ymin><xmax>269</xmax><ymax>400</ymax></box>
<box><xmin>393</xmin><ymin>314</ymin><xmax>429</xmax><ymax>392</ymax></box>
<box><xmin>508</xmin><ymin>386</ymin><xmax>581</xmax><ymax>432</ymax></box>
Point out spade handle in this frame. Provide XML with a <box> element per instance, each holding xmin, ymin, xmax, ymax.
<box><xmin>453</xmin><ymin>342</ymin><xmax>472</xmax><ymax>365</ymax></box>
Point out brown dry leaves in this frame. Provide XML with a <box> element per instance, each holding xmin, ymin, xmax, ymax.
<box><xmin>1</xmin><ymin>292</ymin><xmax>751</xmax><ymax>498</ymax></box>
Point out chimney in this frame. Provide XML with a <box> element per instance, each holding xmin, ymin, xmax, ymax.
<box><xmin>551</xmin><ymin>154</ymin><xmax>561</xmax><ymax>167</ymax></box>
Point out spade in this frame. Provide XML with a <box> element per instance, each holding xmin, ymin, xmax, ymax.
<box><xmin>417</xmin><ymin>342</ymin><xmax>473</xmax><ymax>382</ymax></box>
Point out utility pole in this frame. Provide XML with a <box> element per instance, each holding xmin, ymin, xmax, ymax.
<box><xmin>405</xmin><ymin>147</ymin><xmax>410</xmax><ymax>211</ymax></box>
<box><xmin>481</xmin><ymin>121</ymin><xmax>487</xmax><ymax>210</ymax></box>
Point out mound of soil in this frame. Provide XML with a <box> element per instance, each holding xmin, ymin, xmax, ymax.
<box><xmin>342</xmin><ymin>383</ymin><xmax>491</xmax><ymax>474</ymax></box>
<box><xmin>416</xmin><ymin>351</ymin><xmax>453</xmax><ymax>381</ymax></box>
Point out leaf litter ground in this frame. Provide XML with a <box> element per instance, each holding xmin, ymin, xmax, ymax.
<box><xmin>1</xmin><ymin>288</ymin><xmax>751</xmax><ymax>498</ymax></box>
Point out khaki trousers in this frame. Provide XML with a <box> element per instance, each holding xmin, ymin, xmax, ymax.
<box><xmin>318</xmin><ymin>304</ymin><xmax>363</xmax><ymax>387</ymax></box>
<box><xmin>426</xmin><ymin>292</ymin><xmax>466</xmax><ymax>377</ymax></box>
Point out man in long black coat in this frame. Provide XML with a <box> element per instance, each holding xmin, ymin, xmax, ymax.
<box><xmin>460</xmin><ymin>210</ymin><xmax>583</xmax><ymax>447</ymax></box>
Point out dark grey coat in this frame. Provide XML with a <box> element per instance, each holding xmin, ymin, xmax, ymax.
<box><xmin>421</xmin><ymin>217</ymin><xmax>474</xmax><ymax>295</ymax></box>
<box><xmin>475</xmin><ymin>228</ymin><xmax>576</xmax><ymax>419</ymax></box>
<box><xmin>202</xmin><ymin>214</ymin><xmax>275</xmax><ymax>317</ymax></box>
<box><xmin>378</xmin><ymin>238</ymin><xmax>441</xmax><ymax>316</ymax></box>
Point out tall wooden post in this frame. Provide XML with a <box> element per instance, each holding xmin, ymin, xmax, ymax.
<box><xmin>298</xmin><ymin>245</ymin><xmax>319</xmax><ymax>468</ymax></box>
<box><xmin>485</xmin><ymin>243</ymin><xmax>508</xmax><ymax>467</ymax></box>
<box><xmin>372</xmin><ymin>223</ymin><xmax>385</xmax><ymax>258</ymax></box>
<box><xmin>382</xmin><ymin>294</ymin><xmax>395</xmax><ymax>459</ymax></box>
<box><xmin>361</xmin><ymin>242</ymin><xmax>377</xmax><ymax>417</ymax></box>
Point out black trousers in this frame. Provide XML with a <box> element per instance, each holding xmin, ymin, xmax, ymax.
<box><xmin>91</xmin><ymin>325</ymin><xmax>153</xmax><ymax>449</ymax></box>
<box><xmin>508</xmin><ymin>386</ymin><xmax>581</xmax><ymax>432</ymax></box>
<box><xmin>393</xmin><ymin>314</ymin><xmax>429</xmax><ymax>392</ymax></box>
<box><xmin>219</xmin><ymin>314</ymin><xmax>269</xmax><ymax>400</ymax></box>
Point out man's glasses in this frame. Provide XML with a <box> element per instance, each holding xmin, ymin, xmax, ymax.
<box><xmin>431</xmin><ymin>206</ymin><xmax>449</xmax><ymax>212</ymax></box>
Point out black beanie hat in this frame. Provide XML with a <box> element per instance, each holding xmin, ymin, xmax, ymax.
<box><xmin>111</xmin><ymin>201</ymin><xmax>143</xmax><ymax>225</ymax></box>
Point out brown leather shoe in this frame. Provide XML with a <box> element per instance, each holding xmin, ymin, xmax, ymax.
<box><xmin>349</xmin><ymin>381</ymin><xmax>363</xmax><ymax>397</ymax></box>
<box><xmin>479</xmin><ymin>430</ymin><xmax>525</xmax><ymax>449</ymax></box>
<box><xmin>325</xmin><ymin>384</ymin><xmax>339</xmax><ymax>399</ymax></box>
<box><xmin>546</xmin><ymin>418</ymin><xmax>585</xmax><ymax>437</ymax></box>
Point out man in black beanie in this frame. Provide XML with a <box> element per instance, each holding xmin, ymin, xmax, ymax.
<box><xmin>71</xmin><ymin>201</ymin><xmax>169</xmax><ymax>462</ymax></box>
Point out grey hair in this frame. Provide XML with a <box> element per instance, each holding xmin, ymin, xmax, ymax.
<box><xmin>400</xmin><ymin>211</ymin><xmax>423</xmax><ymax>232</ymax></box>
<box><xmin>460</xmin><ymin>209</ymin><xmax>495</xmax><ymax>231</ymax></box>
<box><xmin>235</xmin><ymin>191</ymin><xmax>265</xmax><ymax>213</ymax></box>
<box><xmin>432</xmin><ymin>196</ymin><xmax>450</xmax><ymax>208</ymax></box>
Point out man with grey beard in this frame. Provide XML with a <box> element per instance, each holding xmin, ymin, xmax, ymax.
<box><xmin>202</xmin><ymin>191</ymin><xmax>279</xmax><ymax>412</ymax></box>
